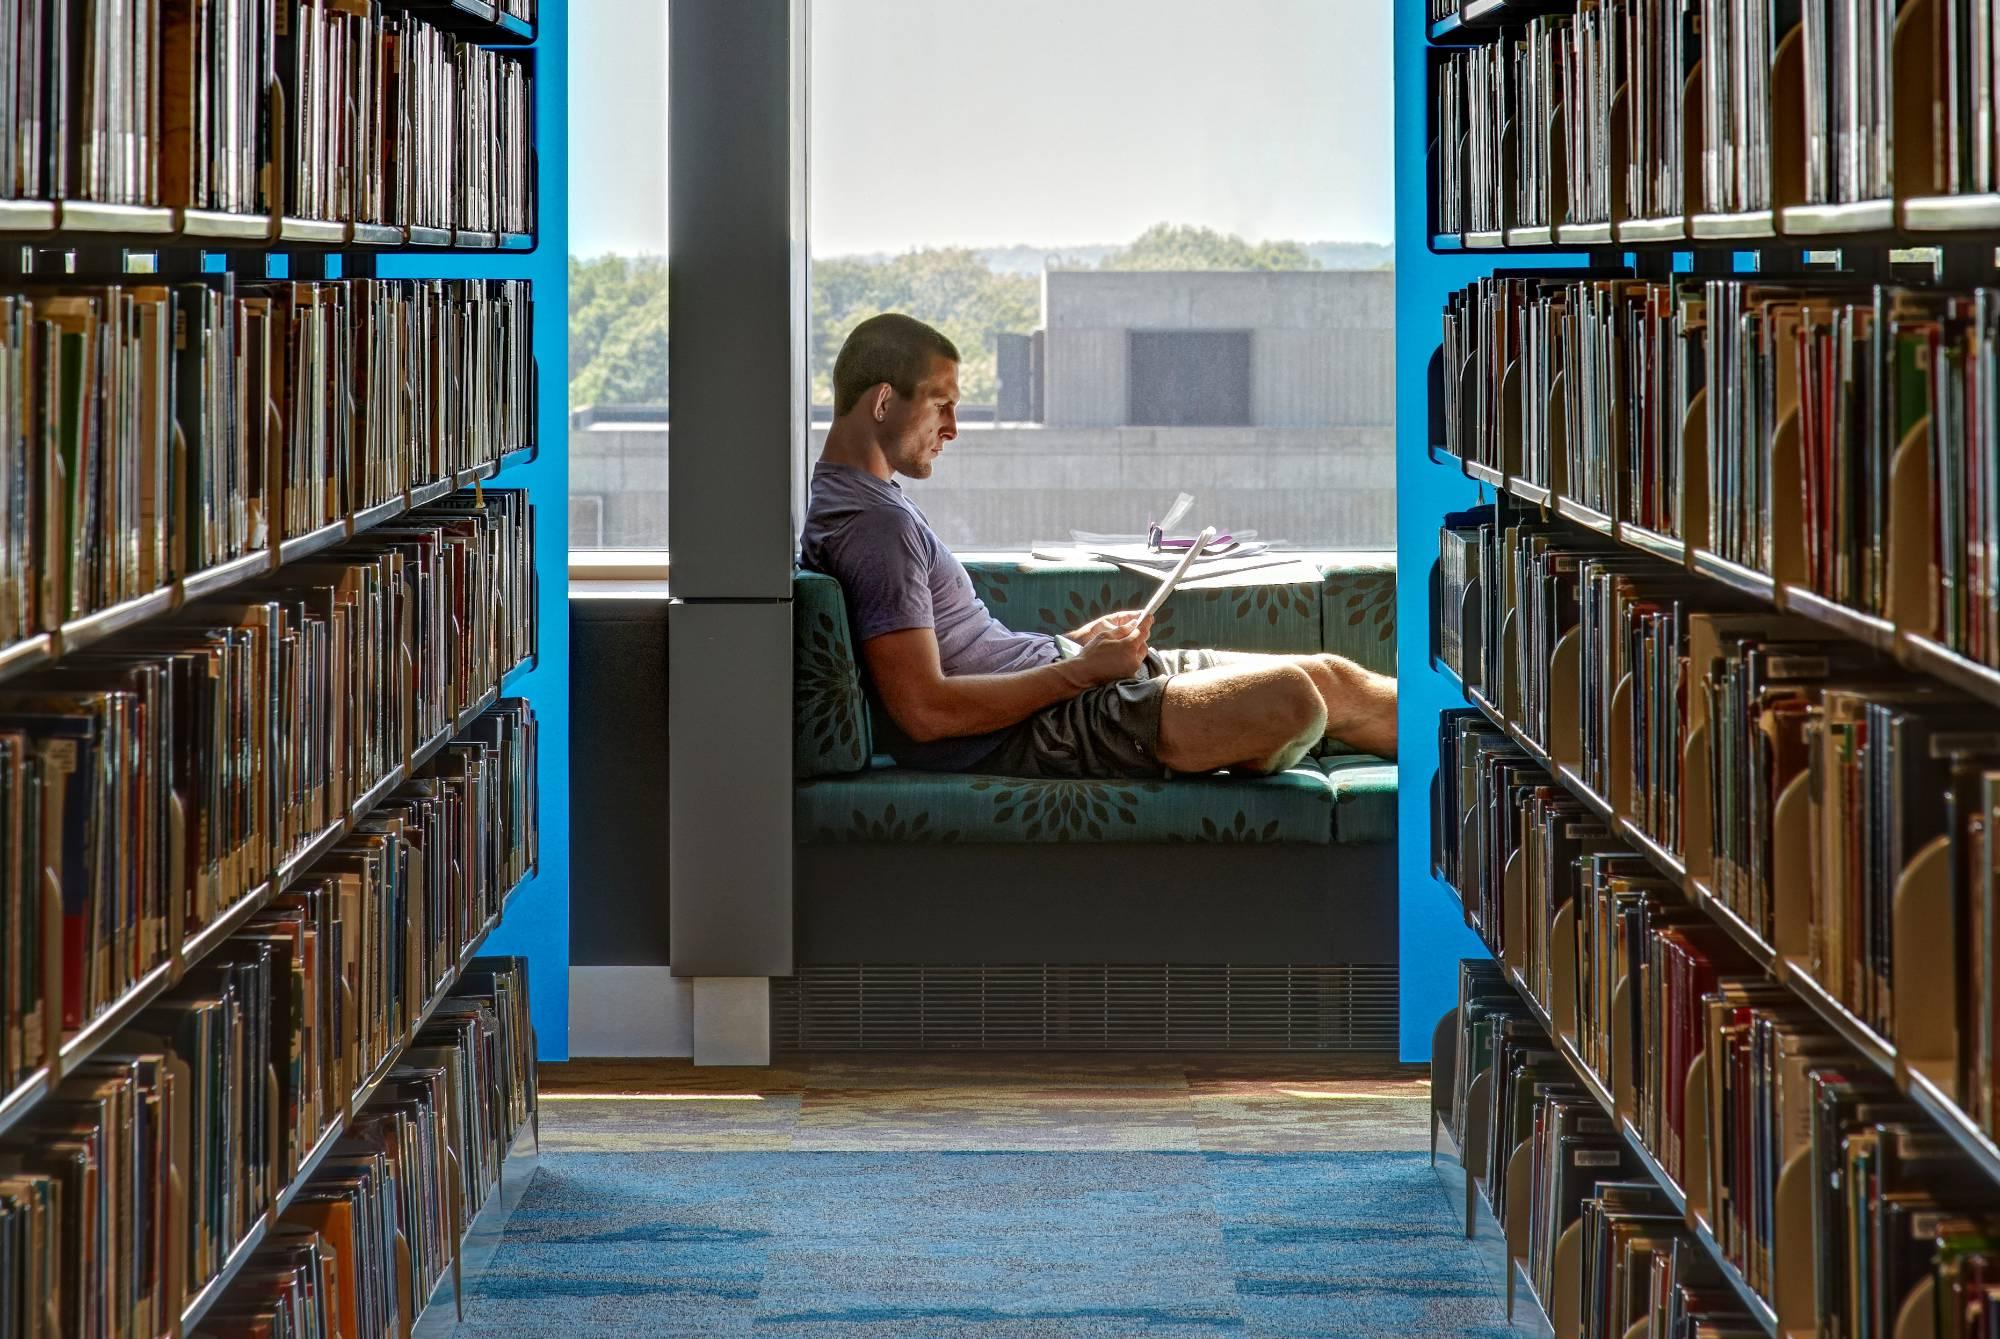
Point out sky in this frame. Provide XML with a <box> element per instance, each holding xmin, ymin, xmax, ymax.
<box><xmin>567</xmin><ymin>0</ymin><xmax>1394</xmax><ymax>259</ymax></box>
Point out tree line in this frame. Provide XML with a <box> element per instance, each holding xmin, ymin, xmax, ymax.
<box><xmin>570</xmin><ymin>223</ymin><xmax>1358</xmax><ymax>412</ymax></box>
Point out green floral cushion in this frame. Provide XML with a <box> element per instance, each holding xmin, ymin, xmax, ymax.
<box><xmin>793</xmin><ymin>571</ymin><xmax>872</xmax><ymax>778</ymax></box>
<box><xmin>792</xmin><ymin>561</ymin><xmax>1401</xmax><ymax>841</ymax></box>
<box><xmin>796</xmin><ymin>763</ymin><xmax>1340</xmax><ymax>845</ymax></box>
<box><xmin>964</xmin><ymin>560</ymin><xmax>1322</xmax><ymax>654</ymax></box>
<box><xmin>1314</xmin><ymin>754</ymin><xmax>1398</xmax><ymax>845</ymax></box>
<box><xmin>1320</xmin><ymin>555</ymin><xmax>1397</xmax><ymax>676</ymax></box>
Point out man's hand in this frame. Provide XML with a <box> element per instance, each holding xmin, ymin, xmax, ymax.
<box><xmin>1070</xmin><ymin>609</ymin><xmax>1151</xmax><ymax>645</ymax></box>
<box><xmin>1059</xmin><ymin>616</ymin><xmax>1151</xmax><ymax>688</ymax></box>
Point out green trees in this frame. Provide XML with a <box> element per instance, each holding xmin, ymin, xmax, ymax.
<box><xmin>570</xmin><ymin>254</ymin><xmax>669</xmax><ymax>409</ymax></box>
<box><xmin>1095</xmin><ymin>223</ymin><xmax>1323</xmax><ymax>272</ymax></box>
<box><xmin>567</xmin><ymin>225</ymin><xmax>1344</xmax><ymax>412</ymax></box>
<box><xmin>810</xmin><ymin>248</ymin><xmax>1037</xmax><ymax>406</ymax></box>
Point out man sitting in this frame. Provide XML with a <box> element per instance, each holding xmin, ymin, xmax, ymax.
<box><xmin>800</xmin><ymin>313</ymin><xmax>1398</xmax><ymax>780</ymax></box>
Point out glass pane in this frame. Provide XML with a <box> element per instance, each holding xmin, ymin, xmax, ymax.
<box><xmin>568</xmin><ymin>0</ymin><xmax>669</xmax><ymax>552</ymax></box>
<box><xmin>808</xmin><ymin>0</ymin><xmax>1395</xmax><ymax>552</ymax></box>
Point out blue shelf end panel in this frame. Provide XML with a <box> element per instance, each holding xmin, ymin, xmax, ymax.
<box><xmin>1391</xmin><ymin>1</ymin><xmax>1591</xmax><ymax>1060</ymax></box>
<box><xmin>378</xmin><ymin>5</ymin><xmax>572</xmax><ymax>1060</ymax></box>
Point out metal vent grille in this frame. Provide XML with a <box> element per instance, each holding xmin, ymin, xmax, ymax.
<box><xmin>770</xmin><ymin>964</ymin><xmax>1398</xmax><ymax>1051</ymax></box>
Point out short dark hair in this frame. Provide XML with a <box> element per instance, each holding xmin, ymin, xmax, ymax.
<box><xmin>832</xmin><ymin>313</ymin><xmax>959</xmax><ymax>415</ymax></box>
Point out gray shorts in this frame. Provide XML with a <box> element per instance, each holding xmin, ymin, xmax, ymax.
<box><xmin>966</xmin><ymin>646</ymin><xmax>1224</xmax><ymax>780</ymax></box>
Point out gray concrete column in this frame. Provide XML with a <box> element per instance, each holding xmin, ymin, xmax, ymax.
<box><xmin>665</xmin><ymin>0</ymin><xmax>807</xmax><ymax>1029</ymax></box>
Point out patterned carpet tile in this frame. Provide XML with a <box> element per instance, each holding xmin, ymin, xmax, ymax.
<box><xmin>792</xmin><ymin>1086</ymin><xmax>1203</xmax><ymax>1152</ymax></box>
<box><xmin>539</xmin><ymin>1058</ymin><xmax>812</xmax><ymax>1095</ymax></box>
<box><xmin>465</xmin><ymin>1149</ymin><xmax>1523</xmax><ymax>1338</ymax></box>
<box><xmin>466</xmin><ymin>1058</ymin><xmax>1513</xmax><ymax>1336</ymax></box>
<box><xmin>799</xmin><ymin>1052</ymin><xmax>1195</xmax><ymax>1090</ymax></box>
<box><xmin>461</xmin><ymin>1153</ymin><xmax>771</xmax><ymax>1337</ymax></box>
<box><xmin>533</xmin><ymin>1056</ymin><xmax>1435</xmax><ymax>1156</ymax></box>
<box><xmin>752</xmin><ymin>1152</ymin><xmax>1241</xmax><ymax>1332</ymax></box>
<box><xmin>1187</xmin><ymin>1077</ymin><xmax>1431</xmax><ymax>1153</ymax></box>
<box><xmin>537</xmin><ymin>1092</ymin><xmax>804</xmax><ymax>1152</ymax></box>
<box><xmin>1210</xmin><ymin>1151</ymin><xmax>1524</xmax><ymax>1338</ymax></box>
<box><xmin>1176</xmin><ymin>1055</ymin><xmax>1430</xmax><ymax>1084</ymax></box>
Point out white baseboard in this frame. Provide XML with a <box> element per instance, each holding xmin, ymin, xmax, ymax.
<box><xmin>568</xmin><ymin>966</ymin><xmax>694</xmax><ymax>1057</ymax></box>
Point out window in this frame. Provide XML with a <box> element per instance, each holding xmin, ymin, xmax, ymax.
<box><xmin>568</xmin><ymin>0</ymin><xmax>668</xmax><ymax>554</ymax></box>
<box><xmin>808</xmin><ymin>0</ymin><xmax>1395</xmax><ymax>551</ymax></box>
<box><xmin>569</xmin><ymin>495</ymin><xmax>606</xmax><ymax>550</ymax></box>
<box><xmin>1128</xmin><ymin>331</ymin><xmax>1252</xmax><ymax>427</ymax></box>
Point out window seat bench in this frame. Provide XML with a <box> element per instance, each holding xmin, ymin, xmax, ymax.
<box><xmin>783</xmin><ymin>557</ymin><xmax>1401</xmax><ymax>1049</ymax></box>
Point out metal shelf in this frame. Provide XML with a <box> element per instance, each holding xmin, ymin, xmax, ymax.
<box><xmin>180</xmin><ymin>1217</ymin><xmax>273</xmax><ymax>1332</ymax></box>
<box><xmin>180</xmin><ymin>209</ymin><xmax>274</xmax><ymax>240</ymax></box>
<box><xmin>0</xmin><ymin>1071</ymin><xmax>52</xmax><ymax>1142</ymax></box>
<box><xmin>1904</xmin><ymin>194</ymin><xmax>2000</xmax><ymax>231</ymax></box>
<box><xmin>1781</xmin><ymin>199</ymin><xmax>1896</xmax><ymax>234</ymax></box>
<box><xmin>0</xmin><ymin>203</ymin><xmax>539</xmax><ymax>255</ymax></box>
<box><xmin>1556</xmin><ymin>221</ymin><xmax>1614</xmax><ymax>246</ymax></box>
<box><xmin>1615</xmin><ymin>216</ymin><xmax>1689</xmax><ymax>244</ymax></box>
<box><xmin>0</xmin><ymin>199</ymin><xmax>56</xmax><ymax>232</ymax></box>
<box><xmin>1690</xmin><ymin>210</ymin><xmax>1775</xmax><ymax>240</ymax></box>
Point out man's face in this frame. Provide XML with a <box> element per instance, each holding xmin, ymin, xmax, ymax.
<box><xmin>879</xmin><ymin>355</ymin><xmax>959</xmax><ymax>481</ymax></box>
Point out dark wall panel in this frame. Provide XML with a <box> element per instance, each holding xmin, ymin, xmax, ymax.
<box><xmin>570</xmin><ymin>598</ymin><xmax>672</xmax><ymax>966</ymax></box>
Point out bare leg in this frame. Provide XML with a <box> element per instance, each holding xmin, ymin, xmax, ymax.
<box><xmin>1292</xmin><ymin>653</ymin><xmax>1398</xmax><ymax>758</ymax></box>
<box><xmin>1170</xmin><ymin>650</ymin><xmax>1398</xmax><ymax>759</ymax></box>
<box><xmin>1155</xmin><ymin>662</ymin><xmax>1327</xmax><ymax>774</ymax></box>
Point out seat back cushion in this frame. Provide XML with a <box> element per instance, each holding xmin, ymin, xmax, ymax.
<box><xmin>1319</xmin><ymin>555</ymin><xmax>1397</xmax><ymax>676</ymax></box>
<box><xmin>793</xmin><ymin>570</ymin><xmax>873</xmax><ymax>778</ymax></box>
<box><xmin>963</xmin><ymin>559</ymin><xmax>1322</xmax><ymax>654</ymax></box>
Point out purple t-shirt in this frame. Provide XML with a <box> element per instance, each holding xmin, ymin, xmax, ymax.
<box><xmin>800</xmin><ymin>461</ymin><xmax>1058</xmax><ymax>769</ymax></box>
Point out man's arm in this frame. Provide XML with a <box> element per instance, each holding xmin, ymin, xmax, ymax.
<box><xmin>861</xmin><ymin>621</ymin><xmax>1150</xmax><ymax>743</ymax></box>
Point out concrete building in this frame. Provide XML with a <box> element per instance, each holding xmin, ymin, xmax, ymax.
<box><xmin>569</xmin><ymin>268</ymin><xmax>1395</xmax><ymax>551</ymax></box>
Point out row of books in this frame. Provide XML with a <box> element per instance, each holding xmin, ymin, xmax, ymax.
<box><xmin>1436</xmin><ymin>506</ymin><xmax>1703</xmax><ymax>834</ymax></box>
<box><xmin>1450</xmin><ymin>961</ymin><xmax>1766</xmax><ymax>1336</ymax></box>
<box><xmin>1441</xmin><ymin>743</ymin><xmax>2000</xmax><ymax>1336</ymax></box>
<box><xmin>0</xmin><ymin>0</ymin><xmax>537</xmax><ymax>234</ymax></box>
<box><xmin>1436</xmin><ymin>40</ymin><xmax>1504</xmax><ymax>234</ymax></box>
<box><xmin>188</xmin><ymin>959</ymin><xmax>534</xmax><ymax>1339</ymax></box>
<box><xmin>0</xmin><ymin>488</ymin><xmax>535</xmax><ymax>1095</ymax></box>
<box><xmin>0</xmin><ymin>940</ymin><xmax>535</xmax><ymax>1339</ymax></box>
<box><xmin>1432</xmin><ymin>0</ymin><xmax>2000</xmax><ymax>232</ymax></box>
<box><xmin>284</xmin><ymin>6</ymin><xmax>536</xmax><ymax>234</ymax></box>
<box><xmin>1443</xmin><ymin>500</ymin><xmax>2000</xmax><ymax>1140</ymax></box>
<box><xmin>1440</xmin><ymin>274</ymin><xmax>2000</xmax><ymax>670</ymax></box>
<box><xmin>1432</xmin><ymin>0</ymin><xmax>1689</xmax><ymax>232</ymax></box>
<box><xmin>0</xmin><ymin>699</ymin><xmax>536</xmax><ymax>1339</ymax></box>
<box><xmin>1440</xmin><ymin>273</ymin><xmax>1691</xmax><ymax>536</ymax></box>
<box><xmin>0</xmin><ymin>276</ymin><xmax>534</xmax><ymax>650</ymax></box>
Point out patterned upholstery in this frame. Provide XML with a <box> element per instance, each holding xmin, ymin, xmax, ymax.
<box><xmin>964</xmin><ymin>560</ymin><xmax>1322</xmax><ymax>654</ymax></box>
<box><xmin>796</xmin><ymin>763</ymin><xmax>1338</xmax><ymax>845</ymax></box>
<box><xmin>1319</xmin><ymin>555</ymin><xmax>1398</xmax><ymax>676</ymax></box>
<box><xmin>790</xmin><ymin>558</ymin><xmax>1401</xmax><ymax>843</ymax></box>
<box><xmin>1314</xmin><ymin>754</ymin><xmax>1399</xmax><ymax>845</ymax></box>
<box><xmin>1288</xmin><ymin>555</ymin><xmax>1397</xmax><ymax>761</ymax></box>
<box><xmin>793</xmin><ymin>571</ymin><xmax>872</xmax><ymax>779</ymax></box>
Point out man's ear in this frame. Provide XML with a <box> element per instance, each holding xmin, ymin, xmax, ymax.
<box><xmin>873</xmin><ymin>384</ymin><xmax>892</xmax><ymax>423</ymax></box>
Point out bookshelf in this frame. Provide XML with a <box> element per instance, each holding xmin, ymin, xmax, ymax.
<box><xmin>0</xmin><ymin>1</ymin><xmax>566</xmax><ymax>1333</ymax></box>
<box><xmin>1402</xmin><ymin>1</ymin><xmax>2000</xmax><ymax>1335</ymax></box>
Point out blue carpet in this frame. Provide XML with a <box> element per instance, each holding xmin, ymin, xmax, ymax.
<box><xmin>457</xmin><ymin>1149</ymin><xmax>1521</xmax><ymax>1337</ymax></box>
